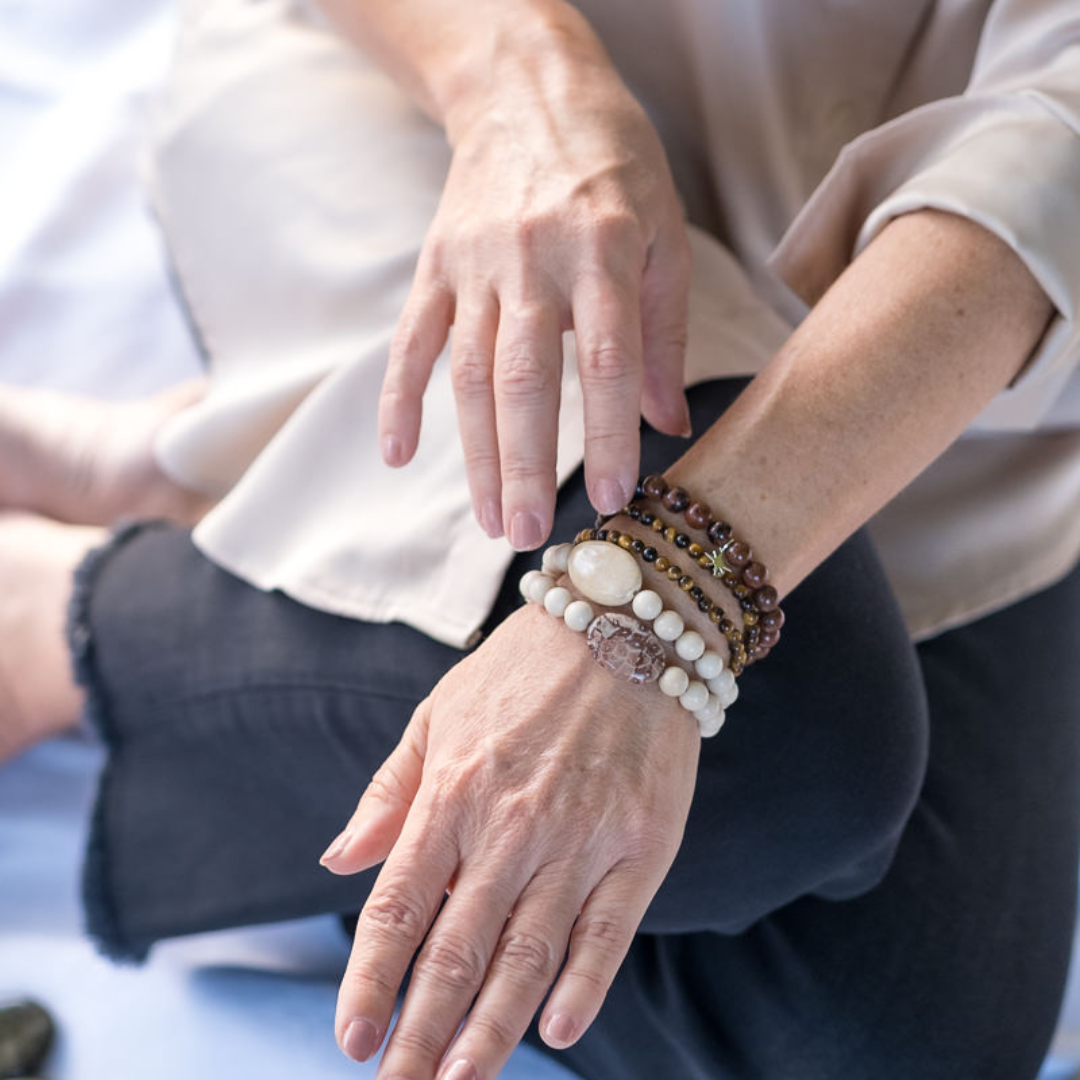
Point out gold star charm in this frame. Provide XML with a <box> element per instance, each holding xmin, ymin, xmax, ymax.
<box><xmin>704</xmin><ymin>548</ymin><xmax>732</xmax><ymax>578</ymax></box>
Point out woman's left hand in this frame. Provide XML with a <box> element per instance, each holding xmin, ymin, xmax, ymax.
<box><xmin>320</xmin><ymin>602</ymin><xmax>700</xmax><ymax>1078</ymax></box>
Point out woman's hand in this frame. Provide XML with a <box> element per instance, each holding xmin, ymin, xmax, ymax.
<box><xmin>321</xmin><ymin>602</ymin><xmax>700</xmax><ymax>1078</ymax></box>
<box><xmin>377</xmin><ymin>21</ymin><xmax>692</xmax><ymax>550</ymax></box>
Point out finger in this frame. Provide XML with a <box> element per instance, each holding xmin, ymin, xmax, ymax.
<box><xmin>572</xmin><ymin>276</ymin><xmax>644</xmax><ymax>516</ymax></box>
<box><xmin>538</xmin><ymin>862</ymin><xmax>658</xmax><ymax>1050</ymax></box>
<box><xmin>436</xmin><ymin>866</ymin><xmax>588</xmax><ymax>1080</ymax></box>
<box><xmin>335</xmin><ymin>805</ymin><xmax>458</xmax><ymax>1064</ymax></box>
<box><xmin>379</xmin><ymin>265</ymin><xmax>455</xmax><ymax>468</ymax></box>
<box><xmin>640</xmin><ymin>224</ymin><xmax>692</xmax><ymax>438</ymax></box>
<box><xmin>320</xmin><ymin>700</ymin><xmax>431</xmax><ymax>875</ymax></box>
<box><xmin>376</xmin><ymin>863</ymin><xmax>531</xmax><ymax>1079</ymax></box>
<box><xmin>450</xmin><ymin>290</ymin><xmax>503</xmax><ymax>537</ymax></box>
<box><xmin>494</xmin><ymin>298</ymin><xmax>563</xmax><ymax>551</ymax></box>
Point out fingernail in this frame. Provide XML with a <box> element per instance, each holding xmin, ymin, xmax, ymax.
<box><xmin>382</xmin><ymin>434</ymin><xmax>404</xmax><ymax>466</ymax></box>
<box><xmin>479</xmin><ymin>498</ymin><xmax>503</xmax><ymax>538</ymax></box>
<box><xmin>544</xmin><ymin>1012</ymin><xmax>577</xmax><ymax>1048</ymax></box>
<box><xmin>680</xmin><ymin>400</ymin><xmax>693</xmax><ymax>438</ymax></box>
<box><xmin>595</xmin><ymin>478</ymin><xmax>629</xmax><ymax>515</ymax></box>
<box><xmin>509</xmin><ymin>511</ymin><xmax>543</xmax><ymax>551</ymax></box>
<box><xmin>342</xmin><ymin>1017</ymin><xmax>379</xmax><ymax>1062</ymax></box>
<box><xmin>439</xmin><ymin>1059</ymin><xmax>478</xmax><ymax>1080</ymax></box>
<box><xmin>319</xmin><ymin>827</ymin><xmax>351</xmax><ymax>865</ymax></box>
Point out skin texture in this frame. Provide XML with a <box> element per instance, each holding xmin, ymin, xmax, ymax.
<box><xmin>318</xmin><ymin>0</ymin><xmax>692</xmax><ymax>546</ymax></box>
<box><xmin>323</xmin><ymin>603</ymin><xmax>699</xmax><ymax>1079</ymax></box>
<box><xmin>0</xmin><ymin>3</ymin><xmax>1056</xmax><ymax>1076</ymax></box>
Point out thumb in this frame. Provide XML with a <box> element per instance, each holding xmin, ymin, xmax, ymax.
<box><xmin>319</xmin><ymin>700</ymin><xmax>431</xmax><ymax>875</ymax></box>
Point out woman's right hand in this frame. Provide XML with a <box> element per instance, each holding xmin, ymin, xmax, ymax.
<box><xmin>377</xmin><ymin>7</ymin><xmax>692</xmax><ymax>549</ymax></box>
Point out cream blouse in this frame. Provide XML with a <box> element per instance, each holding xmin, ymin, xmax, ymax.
<box><xmin>149</xmin><ymin>0</ymin><xmax>1080</xmax><ymax>648</ymax></box>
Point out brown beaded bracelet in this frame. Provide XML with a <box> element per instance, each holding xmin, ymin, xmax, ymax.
<box><xmin>620</xmin><ymin>502</ymin><xmax>784</xmax><ymax>654</ymax></box>
<box><xmin>619</xmin><ymin>502</ymin><xmax>769</xmax><ymax>651</ymax></box>
<box><xmin>573</xmin><ymin>525</ymin><xmax>749</xmax><ymax>675</ymax></box>
<box><xmin>633</xmin><ymin>474</ymin><xmax>785</xmax><ymax>663</ymax></box>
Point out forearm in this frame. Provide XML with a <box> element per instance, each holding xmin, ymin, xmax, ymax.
<box><xmin>663</xmin><ymin>208</ymin><xmax>1053</xmax><ymax>601</ymax></box>
<box><xmin>312</xmin><ymin>0</ymin><xmax>611</xmax><ymax>139</ymax></box>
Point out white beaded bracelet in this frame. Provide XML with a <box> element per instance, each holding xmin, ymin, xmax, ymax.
<box><xmin>520</xmin><ymin>544</ymin><xmax>736</xmax><ymax>737</ymax></box>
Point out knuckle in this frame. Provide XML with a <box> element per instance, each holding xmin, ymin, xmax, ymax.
<box><xmin>575</xmin><ymin>913</ymin><xmax>630</xmax><ymax>957</ymax></box>
<box><xmin>343</xmin><ymin>961</ymin><xmax>399</xmax><ymax>999</ymax></box>
<box><xmin>497</xmin><ymin>348</ymin><xmax>556</xmax><ymax>399</ymax></box>
<box><xmin>451</xmin><ymin>350</ymin><xmax>493</xmax><ymax>396</ymax></box>
<box><xmin>589</xmin><ymin>210</ymin><xmax>643</xmax><ymax>253</ymax></box>
<box><xmin>360</xmin><ymin>886</ymin><xmax>428</xmax><ymax>939</ymax></box>
<box><xmin>579</xmin><ymin>341</ymin><xmax>634</xmax><ymax>384</ymax></box>
<box><xmin>466</xmin><ymin>1009</ymin><xmax>519</xmax><ymax>1052</ymax></box>
<box><xmin>494</xmin><ymin>928</ymin><xmax>561</xmax><ymax>984</ymax></box>
<box><xmin>386</xmin><ymin>1020</ymin><xmax>448</xmax><ymax>1061</ymax></box>
<box><xmin>418</xmin><ymin>931</ymin><xmax>488</xmax><ymax>992</ymax></box>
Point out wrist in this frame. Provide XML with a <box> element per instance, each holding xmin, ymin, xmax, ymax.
<box><xmin>436</xmin><ymin>2</ymin><xmax>615</xmax><ymax>143</ymax></box>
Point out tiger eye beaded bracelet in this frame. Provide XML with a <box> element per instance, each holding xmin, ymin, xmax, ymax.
<box><xmin>630</xmin><ymin>474</ymin><xmax>785</xmax><ymax>663</ymax></box>
<box><xmin>573</xmin><ymin>525</ymin><xmax>749</xmax><ymax>675</ymax></box>
<box><xmin>620</xmin><ymin>503</ymin><xmax>784</xmax><ymax>661</ymax></box>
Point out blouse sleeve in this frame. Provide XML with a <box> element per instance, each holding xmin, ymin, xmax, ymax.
<box><xmin>766</xmin><ymin>0</ymin><xmax>1080</xmax><ymax>431</ymax></box>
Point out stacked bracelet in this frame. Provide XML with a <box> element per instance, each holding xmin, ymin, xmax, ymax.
<box><xmin>631</xmin><ymin>475</ymin><xmax>785</xmax><ymax>662</ymax></box>
<box><xmin>572</xmin><ymin>525</ymin><xmax>748</xmax><ymax>673</ymax></box>
<box><xmin>519</xmin><ymin>543</ymin><xmax>737</xmax><ymax>737</ymax></box>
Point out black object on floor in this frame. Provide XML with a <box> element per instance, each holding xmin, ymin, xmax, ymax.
<box><xmin>0</xmin><ymin>1001</ymin><xmax>54</xmax><ymax>1079</ymax></box>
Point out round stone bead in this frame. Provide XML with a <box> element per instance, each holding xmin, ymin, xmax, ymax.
<box><xmin>653</xmin><ymin>610</ymin><xmax>685</xmax><ymax>642</ymax></box>
<box><xmin>564</xmin><ymin>600</ymin><xmax>595</xmax><ymax>632</ymax></box>
<box><xmin>754</xmin><ymin>586</ymin><xmax>779</xmax><ymax>612</ymax></box>
<box><xmin>641</xmin><ymin>474</ymin><xmax>668</xmax><ymax>499</ymax></box>
<box><xmin>760</xmin><ymin>608</ymin><xmax>785</xmax><ymax>631</ymax></box>
<box><xmin>725</xmin><ymin>541</ymin><xmax>751</xmax><ymax>569</ymax></box>
<box><xmin>659</xmin><ymin>666</ymin><xmax>690</xmax><ymax>698</ymax></box>
<box><xmin>674</xmin><ymin>630</ymin><xmax>706</xmax><ymax>662</ymax></box>
<box><xmin>662</xmin><ymin>486</ymin><xmax>690</xmax><ymax>513</ymax></box>
<box><xmin>695</xmin><ymin>704</ymin><xmax>727</xmax><ymax>738</ymax></box>
<box><xmin>694</xmin><ymin>650</ymin><xmax>725</xmax><ymax>680</ymax></box>
<box><xmin>526</xmin><ymin>572</ymin><xmax>556</xmax><ymax>604</ymax></box>
<box><xmin>567</xmin><ymin>541</ymin><xmax>643</xmax><ymax>607</ymax></box>
<box><xmin>519</xmin><ymin>569</ymin><xmax>543</xmax><ymax>600</ymax></box>
<box><xmin>742</xmin><ymin>561</ymin><xmax>768</xmax><ymax>589</ymax></box>
<box><xmin>679</xmin><ymin>680</ymin><xmax>710</xmax><ymax>713</ymax></box>
<box><xmin>759</xmin><ymin>625</ymin><xmax>781</xmax><ymax>648</ymax></box>
<box><xmin>685</xmin><ymin>501</ymin><xmax>711</xmax><ymax>530</ymax></box>
<box><xmin>694</xmin><ymin>692</ymin><xmax>723</xmax><ymax>721</ymax></box>
<box><xmin>707</xmin><ymin>669</ymin><xmax>739</xmax><ymax>708</ymax></box>
<box><xmin>706</xmin><ymin>520</ymin><xmax>731</xmax><ymax>545</ymax></box>
<box><xmin>631</xmin><ymin>589</ymin><xmax>664</xmax><ymax>621</ymax></box>
<box><xmin>543</xmin><ymin>586</ymin><xmax>573</xmax><ymax>618</ymax></box>
<box><xmin>542</xmin><ymin>543</ymin><xmax>572</xmax><ymax>576</ymax></box>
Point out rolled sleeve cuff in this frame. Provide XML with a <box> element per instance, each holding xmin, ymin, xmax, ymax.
<box><xmin>767</xmin><ymin>91</ymin><xmax>1080</xmax><ymax>431</ymax></box>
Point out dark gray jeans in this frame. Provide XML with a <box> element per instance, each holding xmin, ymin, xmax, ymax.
<box><xmin>70</xmin><ymin>381</ymin><xmax>1080</xmax><ymax>1079</ymax></box>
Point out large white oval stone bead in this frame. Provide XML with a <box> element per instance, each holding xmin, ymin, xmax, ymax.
<box><xmin>567</xmin><ymin>542</ymin><xmax>642</xmax><ymax>607</ymax></box>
